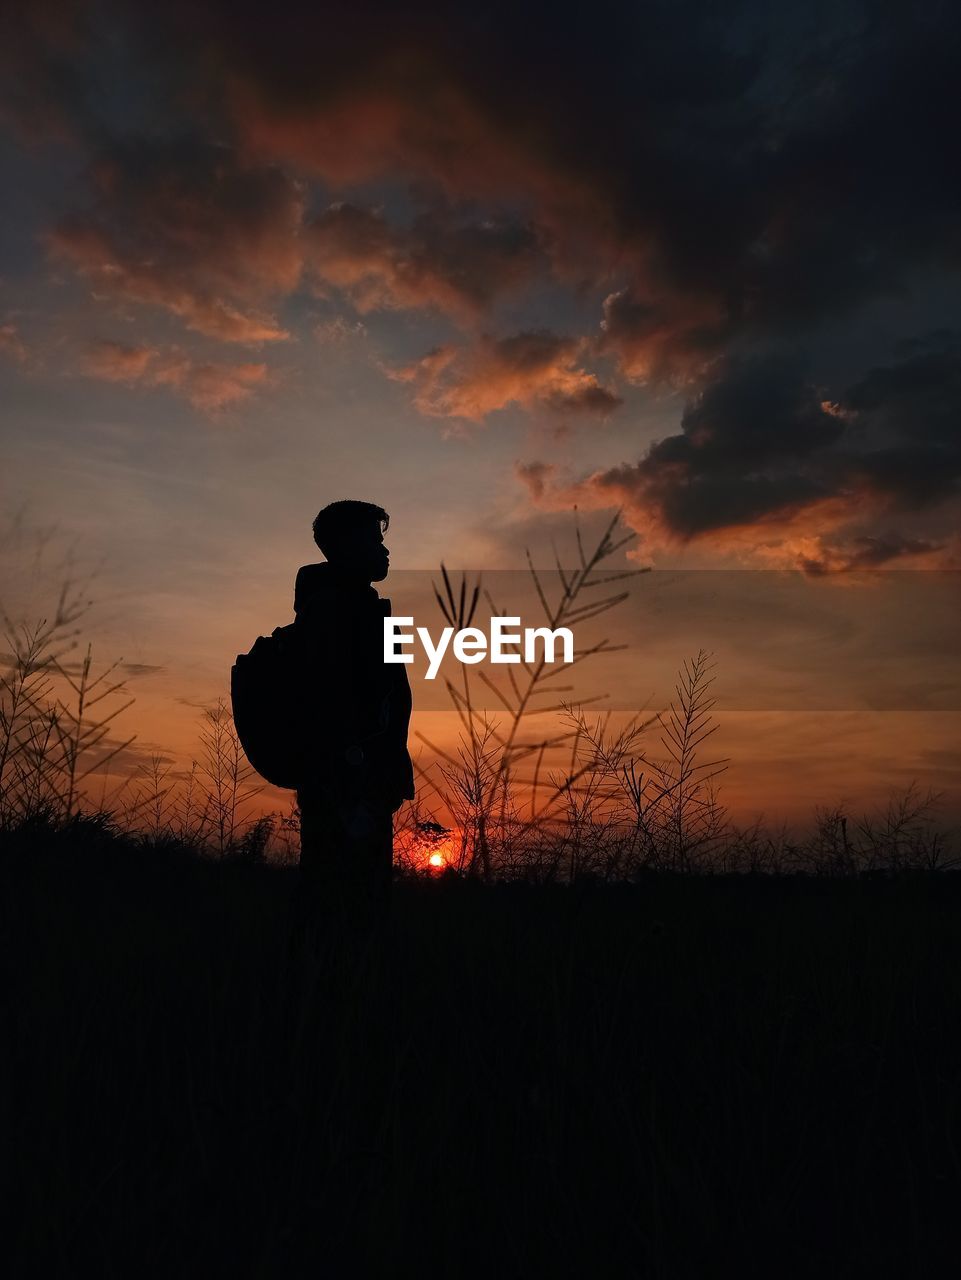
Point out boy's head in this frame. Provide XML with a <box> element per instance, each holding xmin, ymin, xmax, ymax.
<box><xmin>312</xmin><ymin>500</ymin><xmax>390</xmax><ymax>582</ymax></box>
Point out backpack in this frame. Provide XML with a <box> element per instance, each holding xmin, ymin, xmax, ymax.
<box><xmin>230</xmin><ymin>623</ymin><xmax>306</xmax><ymax>789</ymax></box>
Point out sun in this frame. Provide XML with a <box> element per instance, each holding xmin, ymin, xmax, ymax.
<box><xmin>412</xmin><ymin>820</ymin><xmax>457</xmax><ymax>873</ymax></box>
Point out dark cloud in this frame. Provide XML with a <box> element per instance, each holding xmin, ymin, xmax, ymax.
<box><xmin>680</xmin><ymin>354</ymin><xmax>845</xmax><ymax>465</ymax></box>
<box><xmin>308</xmin><ymin>202</ymin><xmax>543</xmax><ymax>322</ymax></box>
<box><xmin>837</xmin><ymin>334</ymin><xmax>961</xmax><ymax>507</ymax></box>
<box><xmin>514</xmin><ymin>461</ymin><xmax>557</xmax><ymax>502</ymax></box>
<box><xmin>48</xmin><ymin>136</ymin><xmax>304</xmax><ymax>342</ymax></box>
<box><xmin>9</xmin><ymin>3</ymin><xmax>961</xmax><ymax>363</ymax></box>
<box><xmin>585</xmin><ymin>354</ymin><xmax>842</xmax><ymax>538</ymax></box>
<box><xmin>6</xmin><ymin>3</ymin><xmax>960</xmax><ymax>341</ymax></box>
<box><xmin>842</xmin><ymin>333</ymin><xmax>961</xmax><ymax>445</ymax></box>
<box><xmin>799</xmin><ymin>533</ymin><xmax>946</xmax><ymax>575</ymax></box>
<box><xmin>520</xmin><ymin>338</ymin><xmax>961</xmax><ymax>563</ymax></box>
<box><xmin>845</xmin><ymin>445</ymin><xmax>961</xmax><ymax>509</ymax></box>
<box><xmin>163</xmin><ymin>0</ymin><xmax>960</xmax><ymax>368</ymax></box>
<box><xmin>0</xmin><ymin>2</ymin><xmax>95</xmax><ymax>142</ymax></box>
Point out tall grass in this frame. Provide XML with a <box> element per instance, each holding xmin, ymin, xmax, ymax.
<box><xmin>412</xmin><ymin>510</ymin><xmax>650</xmax><ymax>878</ymax></box>
<box><xmin>0</xmin><ymin>552</ymin><xmax>286</xmax><ymax>859</ymax></box>
<box><xmin>1</xmin><ymin>520</ymin><xmax>955</xmax><ymax>876</ymax></box>
<box><xmin>405</xmin><ymin>512</ymin><xmax>738</xmax><ymax>878</ymax></box>
<box><xmin>0</xmin><ymin>569</ymin><xmax>135</xmax><ymax>827</ymax></box>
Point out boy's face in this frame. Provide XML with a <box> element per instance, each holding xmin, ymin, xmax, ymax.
<box><xmin>331</xmin><ymin>518</ymin><xmax>390</xmax><ymax>582</ymax></box>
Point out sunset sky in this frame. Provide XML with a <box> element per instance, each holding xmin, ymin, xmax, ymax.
<box><xmin>2</xmin><ymin>0</ymin><xmax>959</xmax><ymax>827</ymax></box>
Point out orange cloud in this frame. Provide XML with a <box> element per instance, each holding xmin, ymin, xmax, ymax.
<box><xmin>83</xmin><ymin>340</ymin><xmax>154</xmax><ymax>381</ymax></box>
<box><xmin>388</xmin><ymin>331</ymin><xmax>622</xmax><ymax>421</ymax></box>
<box><xmin>597</xmin><ymin>287</ymin><xmax>731</xmax><ymax>388</ymax></box>
<box><xmin>81</xmin><ymin>341</ymin><xmax>268</xmax><ymax>413</ymax></box>
<box><xmin>163</xmin><ymin>360</ymin><xmax>269</xmax><ymax>414</ymax></box>
<box><xmin>49</xmin><ymin>139</ymin><xmax>304</xmax><ymax>344</ymax></box>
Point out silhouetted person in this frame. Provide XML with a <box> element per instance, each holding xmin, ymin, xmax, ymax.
<box><xmin>291</xmin><ymin>500</ymin><xmax>414</xmax><ymax>923</ymax></box>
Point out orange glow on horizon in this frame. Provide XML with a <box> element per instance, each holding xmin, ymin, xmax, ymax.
<box><xmin>412</xmin><ymin>824</ymin><xmax>458</xmax><ymax>873</ymax></box>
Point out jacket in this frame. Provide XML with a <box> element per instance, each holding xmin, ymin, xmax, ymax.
<box><xmin>292</xmin><ymin>561</ymin><xmax>415</xmax><ymax>809</ymax></box>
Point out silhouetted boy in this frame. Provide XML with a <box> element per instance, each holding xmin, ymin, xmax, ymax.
<box><xmin>292</xmin><ymin>500</ymin><xmax>414</xmax><ymax>919</ymax></box>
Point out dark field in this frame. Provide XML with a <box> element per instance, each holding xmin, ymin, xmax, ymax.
<box><xmin>3</xmin><ymin>826</ymin><xmax>961</xmax><ymax>1278</ymax></box>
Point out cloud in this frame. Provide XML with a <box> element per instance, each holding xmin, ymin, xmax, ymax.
<box><xmin>168</xmin><ymin>361</ymin><xmax>269</xmax><ymax>413</ymax></box>
<box><xmin>514</xmin><ymin>460</ymin><xmax>557</xmax><ymax>502</ymax></box>
<box><xmin>0</xmin><ymin>323</ymin><xmax>29</xmax><ymax>364</ymax></box>
<box><xmin>597</xmin><ymin>288</ymin><xmax>730</xmax><ymax>388</ymax></box>
<box><xmin>9</xmin><ymin>3</ymin><xmax>961</xmax><ymax>370</ymax></box>
<box><xmin>119</xmin><ymin>661</ymin><xmax>166</xmax><ymax>676</ymax></box>
<box><xmin>82</xmin><ymin>341</ymin><xmax>268</xmax><ymax>413</ymax></box>
<box><xmin>0</xmin><ymin>2</ymin><xmax>94</xmax><ymax>143</ymax></box>
<box><xmin>5</xmin><ymin>0</ymin><xmax>961</xmax><ymax>561</ymax></box>
<box><xmin>135</xmin><ymin>1</ymin><xmax>961</xmax><ymax>356</ymax></box>
<box><xmin>48</xmin><ymin>137</ymin><xmax>305</xmax><ymax>343</ymax></box>
<box><xmin>583</xmin><ymin>353</ymin><xmax>845</xmax><ymax>540</ymax></box>
<box><xmin>387</xmin><ymin>331</ymin><xmax>622</xmax><ymax>421</ymax></box>
<box><xmin>308</xmin><ymin>202</ymin><xmax>543</xmax><ymax>322</ymax></box>
<box><xmin>798</xmin><ymin>533</ymin><xmax>947</xmax><ymax>575</ymax></box>
<box><xmin>314</xmin><ymin>316</ymin><xmax>368</xmax><ymax>344</ymax></box>
<box><xmin>835</xmin><ymin>334</ymin><xmax>961</xmax><ymax>507</ymax></box>
<box><xmin>83</xmin><ymin>341</ymin><xmax>154</xmax><ymax>382</ymax></box>
<box><xmin>519</xmin><ymin>339</ymin><xmax>961</xmax><ymax>565</ymax></box>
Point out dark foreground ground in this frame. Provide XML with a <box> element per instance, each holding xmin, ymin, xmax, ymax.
<box><xmin>3</xmin><ymin>825</ymin><xmax>961</xmax><ymax>1278</ymax></box>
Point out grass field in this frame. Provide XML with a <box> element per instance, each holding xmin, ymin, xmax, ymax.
<box><xmin>3</xmin><ymin>821</ymin><xmax>961</xmax><ymax>1277</ymax></box>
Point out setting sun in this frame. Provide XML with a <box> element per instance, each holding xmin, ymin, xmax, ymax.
<box><xmin>409</xmin><ymin>821</ymin><xmax>458</xmax><ymax>873</ymax></box>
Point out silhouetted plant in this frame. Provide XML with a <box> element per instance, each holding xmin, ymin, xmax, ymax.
<box><xmin>171</xmin><ymin>760</ymin><xmax>210</xmax><ymax>847</ymax></box>
<box><xmin>560</xmin><ymin>654</ymin><xmax>729</xmax><ymax>875</ymax></box>
<box><xmin>854</xmin><ymin>783</ymin><xmax>951</xmax><ymax>872</ymax></box>
<box><xmin>271</xmin><ymin>800</ymin><xmax>302</xmax><ymax>866</ymax></box>
<box><xmin>47</xmin><ymin>643</ymin><xmax>135</xmax><ymax>818</ymax></box>
<box><xmin>233</xmin><ymin>813</ymin><xmax>275</xmax><ymax>865</ymax></box>
<box><xmin>197</xmin><ymin>698</ymin><xmax>262</xmax><ymax>856</ymax></box>
<box><xmin>123</xmin><ymin>753</ymin><xmax>177</xmax><ymax>839</ymax></box>
<box><xmin>0</xmin><ymin>568</ymin><xmax>135</xmax><ymax>826</ymax></box>
<box><xmin>416</xmin><ymin>509</ymin><xmax>648</xmax><ymax>880</ymax></box>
